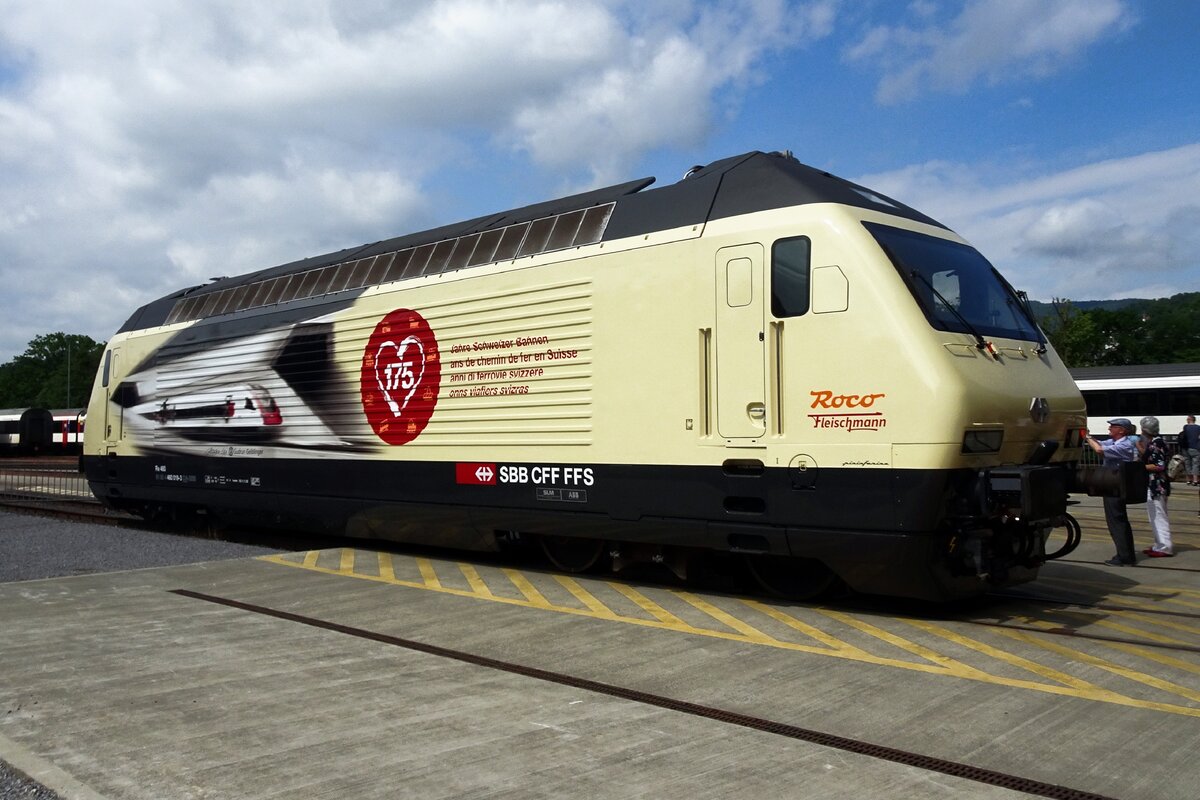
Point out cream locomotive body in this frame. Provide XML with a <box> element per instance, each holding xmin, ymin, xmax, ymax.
<box><xmin>83</xmin><ymin>151</ymin><xmax>1087</xmax><ymax>600</ymax></box>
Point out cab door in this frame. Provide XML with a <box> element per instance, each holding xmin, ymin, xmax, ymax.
<box><xmin>103</xmin><ymin>347</ymin><xmax>123</xmax><ymax>448</ymax></box>
<box><xmin>715</xmin><ymin>244</ymin><xmax>766</xmax><ymax>439</ymax></box>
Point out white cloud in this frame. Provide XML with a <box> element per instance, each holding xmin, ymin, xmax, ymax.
<box><xmin>845</xmin><ymin>0</ymin><xmax>1135</xmax><ymax>104</ymax></box>
<box><xmin>510</xmin><ymin>0</ymin><xmax>835</xmax><ymax>185</ymax></box>
<box><xmin>0</xmin><ymin>0</ymin><xmax>834</xmax><ymax>360</ymax></box>
<box><xmin>858</xmin><ymin>143</ymin><xmax>1200</xmax><ymax>301</ymax></box>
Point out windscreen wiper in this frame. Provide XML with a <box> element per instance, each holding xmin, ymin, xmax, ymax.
<box><xmin>909</xmin><ymin>270</ymin><xmax>996</xmax><ymax>356</ymax></box>
<box><xmin>1014</xmin><ymin>290</ymin><xmax>1049</xmax><ymax>355</ymax></box>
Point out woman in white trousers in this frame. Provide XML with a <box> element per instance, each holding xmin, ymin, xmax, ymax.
<box><xmin>1140</xmin><ymin>416</ymin><xmax>1173</xmax><ymax>557</ymax></box>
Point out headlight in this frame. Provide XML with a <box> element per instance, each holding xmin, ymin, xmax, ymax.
<box><xmin>962</xmin><ymin>429</ymin><xmax>1004</xmax><ymax>454</ymax></box>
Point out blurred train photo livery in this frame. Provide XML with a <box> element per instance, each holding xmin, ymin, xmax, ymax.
<box><xmin>81</xmin><ymin>150</ymin><xmax>1123</xmax><ymax>601</ymax></box>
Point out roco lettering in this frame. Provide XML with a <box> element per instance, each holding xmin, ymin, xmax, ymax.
<box><xmin>810</xmin><ymin>390</ymin><xmax>886</xmax><ymax>409</ymax></box>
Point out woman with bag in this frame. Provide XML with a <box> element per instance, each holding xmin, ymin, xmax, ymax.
<box><xmin>1140</xmin><ymin>416</ymin><xmax>1173</xmax><ymax>557</ymax></box>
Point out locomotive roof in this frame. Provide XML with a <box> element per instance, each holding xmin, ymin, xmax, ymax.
<box><xmin>119</xmin><ymin>150</ymin><xmax>945</xmax><ymax>333</ymax></box>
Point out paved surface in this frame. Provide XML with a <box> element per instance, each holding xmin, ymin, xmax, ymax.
<box><xmin>0</xmin><ymin>511</ymin><xmax>283</xmax><ymax>800</ymax></box>
<box><xmin>0</xmin><ymin>495</ymin><xmax>1198</xmax><ymax>799</ymax></box>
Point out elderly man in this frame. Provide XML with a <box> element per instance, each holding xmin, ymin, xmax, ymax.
<box><xmin>1084</xmin><ymin>418</ymin><xmax>1140</xmax><ymax>566</ymax></box>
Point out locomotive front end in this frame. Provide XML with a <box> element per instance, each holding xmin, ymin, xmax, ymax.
<box><xmin>860</xmin><ymin>219</ymin><xmax>1089</xmax><ymax>598</ymax></box>
<box><xmin>937</xmin><ymin>431</ymin><xmax>1081</xmax><ymax>595</ymax></box>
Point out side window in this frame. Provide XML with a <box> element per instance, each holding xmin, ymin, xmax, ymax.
<box><xmin>771</xmin><ymin>236</ymin><xmax>811</xmax><ymax>317</ymax></box>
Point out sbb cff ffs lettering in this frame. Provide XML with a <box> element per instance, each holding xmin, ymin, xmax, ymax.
<box><xmin>499</xmin><ymin>465</ymin><xmax>595</xmax><ymax>486</ymax></box>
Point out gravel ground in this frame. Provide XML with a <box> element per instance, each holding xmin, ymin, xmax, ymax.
<box><xmin>0</xmin><ymin>507</ymin><xmax>287</xmax><ymax>799</ymax></box>
<box><xmin>0</xmin><ymin>509</ymin><xmax>284</xmax><ymax>583</ymax></box>
<box><xmin>0</xmin><ymin>761</ymin><xmax>59</xmax><ymax>800</ymax></box>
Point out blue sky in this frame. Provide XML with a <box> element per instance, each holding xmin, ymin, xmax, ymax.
<box><xmin>1</xmin><ymin>0</ymin><xmax>1198</xmax><ymax>361</ymax></box>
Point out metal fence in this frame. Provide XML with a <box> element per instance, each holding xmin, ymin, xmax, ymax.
<box><xmin>0</xmin><ymin>458</ymin><xmax>106</xmax><ymax>513</ymax></box>
<box><xmin>1078</xmin><ymin>437</ymin><xmax>1185</xmax><ymax>467</ymax></box>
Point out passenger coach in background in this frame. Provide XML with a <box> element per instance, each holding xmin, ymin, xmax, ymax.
<box><xmin>1071</xmin><ymin>363</ymin><xmax>1200</xmax><ymax>440</ymax></box>
<box><xmin>83</xmin><ymin>150</ymin><xmax>1113</xmax><ymax>601</ymax></box>
<box><xmin>0</xmin><ymin>408</ymin><xmax>54</xmax><ymax>454</ymax></box>
<box><xmin>48</xmin><ymin>408</ymin><xmax>86</xmax><ymax>453</ymax></box>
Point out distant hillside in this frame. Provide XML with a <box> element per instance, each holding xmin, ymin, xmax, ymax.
<box><xmin>1033</xmin><ymin>292</ymin><xmax>1200</xmax><ymax>366</ymax></box>
<box><xmin>1026</xmin><ymin>298</ymin><xmax>1147</xmax><ymax>317</ymax></box>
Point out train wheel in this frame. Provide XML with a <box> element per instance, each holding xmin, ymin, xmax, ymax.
<box><xmin>745</xmin><ymin>554</ymin><xmax>837</xmax><ymax>601</ymax></box>
<box><xmin>539</xmin><ymin>535</ymin><xmax>605</xmax><ymax>573</ymax></box>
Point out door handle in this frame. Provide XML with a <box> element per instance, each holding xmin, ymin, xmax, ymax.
<box><xmin>747</xmin><ymin>402</ymin><xmax>766</xmax><ymax>420</ymax></box>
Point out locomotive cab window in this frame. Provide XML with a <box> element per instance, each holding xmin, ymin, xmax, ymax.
<box><xmin>864</xmin><ymin>221</ymin><xmax>1040</xmax><ymax>342</ymax></box>
<box><xmin>771</xmin><ymin>236</ymin><xmax>811</xmax><ymax>317</ymax></box>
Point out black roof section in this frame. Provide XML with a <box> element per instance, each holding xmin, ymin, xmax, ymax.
<box><xmin>119</xmin><ymin>150</ymin><xmax>947</xmax><ymax>333</ymax></box>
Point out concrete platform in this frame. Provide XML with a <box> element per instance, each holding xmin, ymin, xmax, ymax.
<box><xmin>1</xmin><ymin>494</ymin><xmax>1198</xmax><ymax>799</ymax></box>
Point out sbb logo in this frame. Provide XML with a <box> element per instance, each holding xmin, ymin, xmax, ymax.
<box><xmin>361</xmin><ymin>308</ymin><xmax>441</xmax><ymax>445</ymax></box>
<box><xmin>456</xmin><ymin>463</ymin><xmax>497</xmax><ymax>485</ymax></box>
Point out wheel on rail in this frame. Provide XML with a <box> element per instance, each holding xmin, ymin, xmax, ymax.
<box><xmin>744</xmin><ymin>554</ymin><xmax>838</xmax><ymax>601</ymax></box>
<box><xmin>539</xmin><ymin>534</ymin><xmax>606</xmax><ymax>573</ymax></box>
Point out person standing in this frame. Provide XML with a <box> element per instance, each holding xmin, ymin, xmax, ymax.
<box><xmin>1139</xmin><ymin>416</ymin><xmax>1173</xmax><ymax>558</ymax></box>
<box><xmin>1180</xmin><ymin>414</ymin><xmax>1200</xmax><ymax>485</ymax></box>
<box><xmin>1084</xmin><ymin>418</ymin><xmax>1140</xmax><ymax>566</ymax></box>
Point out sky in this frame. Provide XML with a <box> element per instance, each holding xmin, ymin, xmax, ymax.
<box><xmin>1</xmin><ymin>0</ymin><xmax>1198</xmax><ymax>361</ymax></box>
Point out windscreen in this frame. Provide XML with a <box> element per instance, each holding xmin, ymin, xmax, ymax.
<box><xmin>864</xmin><ymin>221</ymin><xmax>1041</xmax><ymax>343</ymax></box>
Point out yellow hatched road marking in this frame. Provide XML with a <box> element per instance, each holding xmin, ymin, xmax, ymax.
<box><xmin>1103</xmin><ymin>609</ymin><xmax>1200</xmax><ymax>638</ymax></box>
<box><xmin>416</xmin><ymin>558</ymin><xmax>441</xmax><ymax>589</ymax></box>
<box><xmin>1010</xmin><ymin>617</ymin><xmax>1200</xmax><ymax>680</ymax></box>
<box><xmin>814</xmin><ymin>609</ymin><xmax>996</xmax><ymax>680</ymax></box>
<box><xmin>339</xmin><ymin>549</ymin><xmax>355</xmax><ymax>574</ymax></box>
<box><xmin>902</xmin><ymin>618</ymin><xmax>1100</xmax><ymax>691</ymax></box>
<box><xmin>991</xmin><ymin>627</ymin><xmax>1200</xmax><ymax>707</ymax></box>
<box><xmin>1048</xmin><ymin>611</ymin><xmax>1193</xmax><ymax>647</ymax></box>
<box><xmin>1102</xmin><ymin>643</ymin><xmax>1200</xmax><ymax>677</ymax></box>
<box><xmin>674</xmin><ymin>591</ymin><xmax>776</xmax><ymax>642</ymax></box>
<box><xmin>377</xmin><ymin>553</ymin><xmax>395</xmax><ymax>582</ymax></box>
<box><xmin>553</xmin><ymin>576</ymin><xmax>620</xmax><ymax>619</ymax></box>
<box><xmin>1156</xmin><ymin>596</ymin><xmax>1200</xmax><ymax>611</ymax></box>
<box><xmin>1093</xmin><ymin>617</ymin><xmax>1192</xmax><ymax>645</ymax></box>
<box><xmin>504</xmin><ymin>568</ymin><xmax>551</xmax><ymax>607</ymax></box>
<box><xmin>1100</xmin><ymin>592</ymin><xmax>1200</xmax><ymax>612</ymax></box>
<box><xmin>607</xmin><ymin>583</ymin><xmax>688</xmax><ymax>627</ymax></box>
<box><xmin>459</xmin><ymin>563</ymin><xmax>492</xmax><ymax>597</ymax></box>
<box><xmin>1038</xmin><ymin>575</ymin><xmax>1200</xmax><ymax>604</ymax></box>
<box><xmin>741</xmin><ymin>601</ymin><xmax>864</xmax><ymax>655</ymax></box>
<box><xmin>257</xmin><ymin>551</ymin><xmax>1200</xmax><ymax>717</ymax></box>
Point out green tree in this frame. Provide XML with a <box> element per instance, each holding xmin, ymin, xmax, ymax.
<box><xmin>0</xmin><ymin>333</ymin><xmax>106</xmax><ymax>408</ymax></box>
<box><xmin>1042</xmin><ymin>299</ymin><xmax>1101</xmax><ymax>366</ymax></box>
<box><xmin>1043</xmin><ymin>293</ymin><xmax>1200</xmax><ymax>367</ymax></box>
<box><xmin>1086</xmin><ymin>307</ymin><xmax>1147</xmax><ymax>366</ymax></box>
<box><xmin>1141</xmin><ymin>292</ymin><xmax>1200</xmax><ymax>363</ymax></box>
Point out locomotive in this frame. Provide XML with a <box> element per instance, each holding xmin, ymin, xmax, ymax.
<box><xmin>82</xmin><ymin>150</ymin><xmax>1091</xmax><ymax>600</ymax></box>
